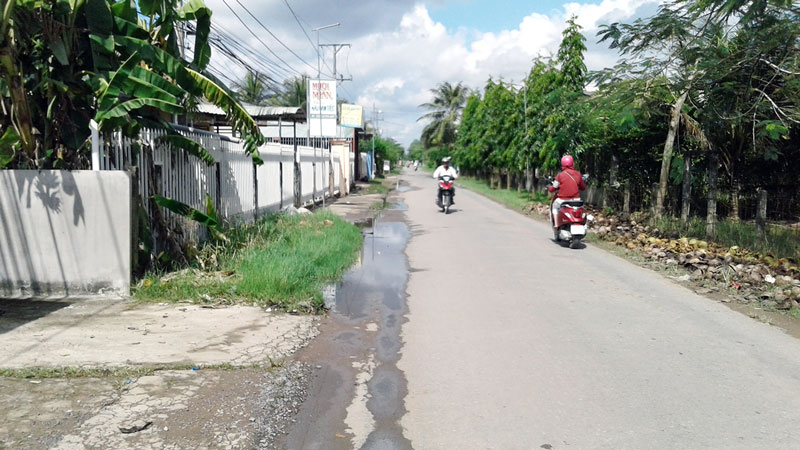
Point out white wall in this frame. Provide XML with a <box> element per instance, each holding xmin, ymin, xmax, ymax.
<box><xmin>0</xmin><ymin>171</ymin><xmax>131</xmax><ymax>297</ymax></box>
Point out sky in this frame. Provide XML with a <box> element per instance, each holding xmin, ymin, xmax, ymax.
<box><xmin>202</xmin><ymin>0</ymin><xmax>662</xmax><ymax>147</ymax></box>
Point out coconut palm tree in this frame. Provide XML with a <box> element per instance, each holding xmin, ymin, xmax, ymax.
<box><xmin>238</xmin><ymin>71</ymin><xmax>268</xmax><ymax>105</ymax></box>
<box><xmin>269</xmin><ymin>75</ymin><xmax>308</xmax><ymax>111</ymax></box>
<box><xmin>418</xmin><ymin>81</ymin><xmax>470</xmax><ymax>148</ymax></box>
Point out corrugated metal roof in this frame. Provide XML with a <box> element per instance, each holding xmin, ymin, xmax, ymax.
<box><xmin>195</xmin><ymin>101</ymin><xmax>305</xmax><ymax>120</ymax></box>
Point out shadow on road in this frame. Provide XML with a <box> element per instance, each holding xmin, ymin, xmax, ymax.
<box><xmin>0</xmin><ymin>298</ymin><xmax>71</xmax><ymax>335</ymax></box>
<box><xmin>550</xmin><ymin>239</ymin><xmax>588</xmax><ymax>250</ymax></box>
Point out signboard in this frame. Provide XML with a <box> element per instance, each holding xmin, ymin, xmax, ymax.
<box><xmin>307</xmin><ymin>79</ymin><xmax>337</xmax><ymax>137</ymax></box>
<box><xmin>340</xmin><ymin>104</ymin><xmax>363</xmax><ymax>128</ymax></box>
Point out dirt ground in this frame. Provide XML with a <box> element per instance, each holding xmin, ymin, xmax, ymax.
<box><xmin>0</xmin><ymin>297</ymin><xmax>319</xmax><ymax>449</ymax></box>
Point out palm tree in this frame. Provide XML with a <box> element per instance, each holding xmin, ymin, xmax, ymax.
<box><xmin>269</xmin><ymin>75</ymin><xmax>308</xmax><ymax>111</ymax></box>
<box><xmin>418</xmin><ymin>81</ymin><xmax>470</xmax><ymax>148</ymax></box>
<box><xmin>238</xmin><ymin>71</ymin><xmax>268</xmax><ymax>105</ymax></box>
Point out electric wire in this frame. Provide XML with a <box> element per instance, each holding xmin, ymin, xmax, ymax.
<box><xmin>219</xmin><ymin>0</ymin><xmax>304</xmax><ymax>78</ymax></box>
<box><xmin>209</xmin><ymin>22</ymin><xmax>296</xmax><ymax>80</ymax></box>
<box><xmin>233</xmin><ymin>0</ymin><xmax>321</xmax><ymax>74</ymax></box>
<box><xmin>282</xmin><ymin>0</ymin><xmax>319</xmax><ymax>57</ymax></box>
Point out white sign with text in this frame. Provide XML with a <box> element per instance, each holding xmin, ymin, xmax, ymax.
<box><xmin>307</xmin><ymin>79</ymin><xmax>337</xmax><ymax>137</ymax></box>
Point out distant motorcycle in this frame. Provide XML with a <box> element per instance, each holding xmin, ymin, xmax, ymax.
<box><xmin>437</xmin><ymin>175</ymin><xmax>455</xmax><ymax>214</ymax></box>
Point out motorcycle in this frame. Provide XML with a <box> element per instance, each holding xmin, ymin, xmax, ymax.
<box><xmin>437</xmin><ymin>175</ymin><xmax>455</xmax><ymax>214</ymax></box>
<box><xmin>548</xmin><ymin>175</ymin><xmax>593</xmax><ymax>248</ymax></box>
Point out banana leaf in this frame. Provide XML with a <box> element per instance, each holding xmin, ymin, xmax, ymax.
<box><xmin>0</xmin><ymin>127</ymin><xmax>19</xmax><ymax>167</ymax></box>
<box><xmin>156</xmin><ymin>135</ymin><xmax>215</xmax><ymax>165</ymax></box>
<box><xmin>153</xmin><ymin>195</ymin><xmax>218</xmax><ymax>227</ymax></box>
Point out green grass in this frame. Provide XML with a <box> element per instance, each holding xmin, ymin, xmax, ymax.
<box><xmin>654</xmin><ymin>216</ymin><xmax>800</xmax><ymax>260</ymax></box>
<box><xmin>457</xmin><ymin>176</ymin><xmax>549</xmax><ymax>212</ymax></box>
<box><xmin>134</xmin><ymin>211</ymin><xmax>363</xmax><ymax>311</ymax></box>
<box><xmin>361</xmin><ymin>179</ymin><xmax>390</xmax><ymax>196</ymax></box>
<box><xmin>0</xmin><ymin>362</ymin><xmax>276</xmax><ymax>380</ymax></box>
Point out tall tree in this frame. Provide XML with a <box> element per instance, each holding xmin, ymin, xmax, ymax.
<box><xmin>418</xmin><ymin>81</ymin><xmax>470</xmax><ymax>149</ymax></box>
<box><xmin>598</xmin><ymin>2</ymin><xmax>719</xmax><ymax>218</ymax></box>
<box><xmin>238</xmin><ymin>71</ymin><xmax>268</xmax><ymax>105</ymax></box>
<box><xmin>269</xmin><ymin>75</ymin><xmax>308</xmax><ymax>111</ymax></box>
<box><xmin>538</xmin><ymin>16</ymin><xmax>588</xmax><ymax>171</ymax></box>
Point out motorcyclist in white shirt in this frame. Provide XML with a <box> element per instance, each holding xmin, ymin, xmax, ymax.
<box><xmin>433</xmin><ymin>156</ymin><xmax>459</xmax><ymax>206</ymax></box>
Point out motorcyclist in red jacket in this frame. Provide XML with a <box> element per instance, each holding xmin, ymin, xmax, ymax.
<box><xmin>548</xmin><ymin>155</ymin><xmax>586</xmax><ymax>226</ymax></box>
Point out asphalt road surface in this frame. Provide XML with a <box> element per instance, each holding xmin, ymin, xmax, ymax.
<box><xmin>396</xmin><ymin>169</ymin><xmax>800</xmax><ymax>450</ymax></box>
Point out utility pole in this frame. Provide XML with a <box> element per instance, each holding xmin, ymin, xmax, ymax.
<box><xmin>319</xmin><ymin>44</ymin><xmax>352</xmax><ymax>84</ymax></box>
<box><xmin>311</xmin><ymin>23</ymin><xmax>339</xmax><ymax>206</ymax></box>
<box><xmin>370</xmin><ymin>104</ymin><xmax>383</xmax><ymax>178</ymax></box>
<box><xmin>319</xmin><ymin>43</ymin><xmax>350</xmax><ymax>198</ymax></box>
<box><xmin>320</xmin><ymin>43</ymin><xmax>352</xmax><ymax>194</ymax></box>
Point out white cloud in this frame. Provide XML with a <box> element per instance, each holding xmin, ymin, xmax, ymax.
<box><xmin>204</xmin><ymin>0</ymin><xmax>661</xmax><ymax>147</ymax></box>
<box><xmin>346</xmin><ymin>0</ymin><xmax>659</xmax><ymax>146</ymax></box>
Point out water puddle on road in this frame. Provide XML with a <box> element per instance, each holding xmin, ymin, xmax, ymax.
<box><xmin>282</xmin><ymin>208</ymin><xmax>412</xmax><ymax>450</ymax></box>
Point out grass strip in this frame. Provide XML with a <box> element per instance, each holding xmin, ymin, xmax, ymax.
<box><xmin>457</xmin><ymin>176</ymin><xmax>549</xmax><ymax>213</ymax></box>
<box><xmin>361</xmin><ymin>179</ymin><xmax>390</xmax><ymax>195</ymax></box>
<box><xmin>134</xmin><ymin>211</ymin><xmax>363</xmax><ymax>311</ymax></box>
<box><xmin>0</xmin><ymin>362</ymin><xmax>278</xmax><ymax>380</ymax></box>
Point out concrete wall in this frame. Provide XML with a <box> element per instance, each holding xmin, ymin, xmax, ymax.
<box><xmin>0</xmin><ymin>170</ymin><xmax>131</xmax><ymax>297</ymax></box>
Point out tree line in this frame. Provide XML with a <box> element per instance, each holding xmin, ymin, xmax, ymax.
<box><xmin>418</xmin><ymin>0</ymin><xmax>800</xmax><ymax>234</ymax></box>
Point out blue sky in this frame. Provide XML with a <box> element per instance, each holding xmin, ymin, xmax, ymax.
<box><xmin>429</xmin><ymin>0</ymin><xmax>572</xmax><ymax>32</ymax></box>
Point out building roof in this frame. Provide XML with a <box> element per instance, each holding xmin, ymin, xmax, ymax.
<box><xmin>196</xmin><ymin>101</ymin><xmax>306</xmax><ymax>121</ymax></box>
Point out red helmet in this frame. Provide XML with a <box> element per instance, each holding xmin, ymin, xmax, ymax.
<box><xmin>561</xmin><ymin>155</ymin><xmax>574</xmax><ymax>169</ymax></box>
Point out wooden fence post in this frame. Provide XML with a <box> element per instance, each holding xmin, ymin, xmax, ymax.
<box><xmin>756</xmin><ymin>188</ymin><xmax>767</xmax><ymax>236</ymax></box>
<box><xmin>706</xmin><ymin>148</ymin><xmax>719</xmax><ymax>236</ymax></box>
<box><xmin>681</xmin><ymin>156</ymin><xmax>692</xmax><ymax>226</ymax></box>
<box><xmin>623</xmin><ymin>185</ymin><xmax>631</xmax><ymax>218</ymax></box>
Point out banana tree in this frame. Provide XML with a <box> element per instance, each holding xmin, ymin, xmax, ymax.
<box><xmin>0</xmin><ymin>0</ymin><xmax>265</xmax><ymax>169</ymax></box>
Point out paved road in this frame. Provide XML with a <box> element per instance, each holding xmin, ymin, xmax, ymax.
<box><xmin>397</xmin><ymin>169</ymin><xmax>800</xmax><ymax>449</ymax></box>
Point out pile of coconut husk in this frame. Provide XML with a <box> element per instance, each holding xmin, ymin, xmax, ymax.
<box><xmin>589</xmin><ymin>211</ymin><xmax>800</xmax><ymax>308</ymax></box>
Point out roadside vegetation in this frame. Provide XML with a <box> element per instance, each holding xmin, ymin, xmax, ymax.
<box><xmin>134</xmin><ymin>212</ymin><xmax>363</xmax><ymax>312</ymax></box>
<box><xmin>457</xmin><ymin>177</ymin><xmax>548</xmax><ymax>213</ymax></box>
<box><xmin>358</xmin><ymin>136</ymin><xmax>404</xmax><ymax>177</ymax></box>
<box><xmin>416</xmin><ymin>0</ymin><xmax>799</xmax><ymax>262</ymax></box>
<box><xmin>361</xmin><ymin>179</ymin><xmax>390</xmax><ymax>196</ymax></box>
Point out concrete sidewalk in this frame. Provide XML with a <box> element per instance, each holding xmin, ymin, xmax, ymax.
<box><xmin>325</xmin><ymin>175</ymin><xmax>398</xmax><ymax>224</ymax></box>
<box><xmin>0</xmin><ymin>297</ymin><xmax>317</xmax><ymax>369</ymax></box>
<box><xmin>0</xmin><ymin>297</ymin><xmax>318</xmax><ymax>449</ymax></box>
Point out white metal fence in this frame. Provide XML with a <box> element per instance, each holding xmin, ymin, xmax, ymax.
<box><xmin>99</xmin><ymin>126</ymin><xmax>353</xmax><ymax>248</ymax></box>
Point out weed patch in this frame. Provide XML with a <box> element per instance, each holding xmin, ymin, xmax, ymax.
<box><xmin>458</xmin><ymin>176</ymin><xmax>548</xmax><ymax>212</ymax></box>
<box><xmin>134</xmin><ymin>212</ymin><xmax>363</xmax><ymax>311</ymax></box>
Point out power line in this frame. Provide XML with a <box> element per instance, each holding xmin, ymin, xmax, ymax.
<box><xmin>210</xmin><ymin>23</ymin><xmax>296</xmax><ymax>81</ymax></box>
<box><xmin>219</xmin><ymin>0</ymin><xmax>304</xmax><ymax>78</ymax></box>
<box><xmin>234</xmin><ymin>0</ymin><xmax>321</xmax><ymax>74</ymax></box>
<box><xmin>283</xmin><ymin>0</ymin><xmax>319</xmax><ymax>57</ymax></box>
<box><xmin>197</xmin><ymin>22</ymin><xmax>296</xmax><ymax>82</ymax></box>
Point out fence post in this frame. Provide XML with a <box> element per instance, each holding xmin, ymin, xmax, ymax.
<box><xmin>253</xmin><ymin>162</ymin><xmax>258</xmax><ymax>221</ymax></box>
<box><xmin>706</xmin><ymin>148</ymin><xmax>719</xmax><ymax>236</ymax></box>
<box><xmin>294</xmin><ymin>122</ymin><xmax>301</xmax><ymax>207</ymax></box>
<box><xmin>623</xmin><ymin>185</ymin><xmax>631</xmax><ymax>218</ymax></box>
<box><xmin>756</xmin><ymin>187</ymin><xmax>767</xmax><ymax>236</ymax></box>
<box><xmin>90</xmin><ymin>119</ymin><xmax>101</xmax><ymax>170</ymax></box>
<box><xmin>681</xmin><ymin>156</ymin><xmax>692</xmax><ymax>226</ymax></box>
<box><xmin>650</xmin><ymin>182</ymin><xmax>659</xmax><ymax>217</ymax></box>
<box><xmin>279</xmin><ymin>118</ymin><xmax>283</xmax><ymax>209</ymax></box>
